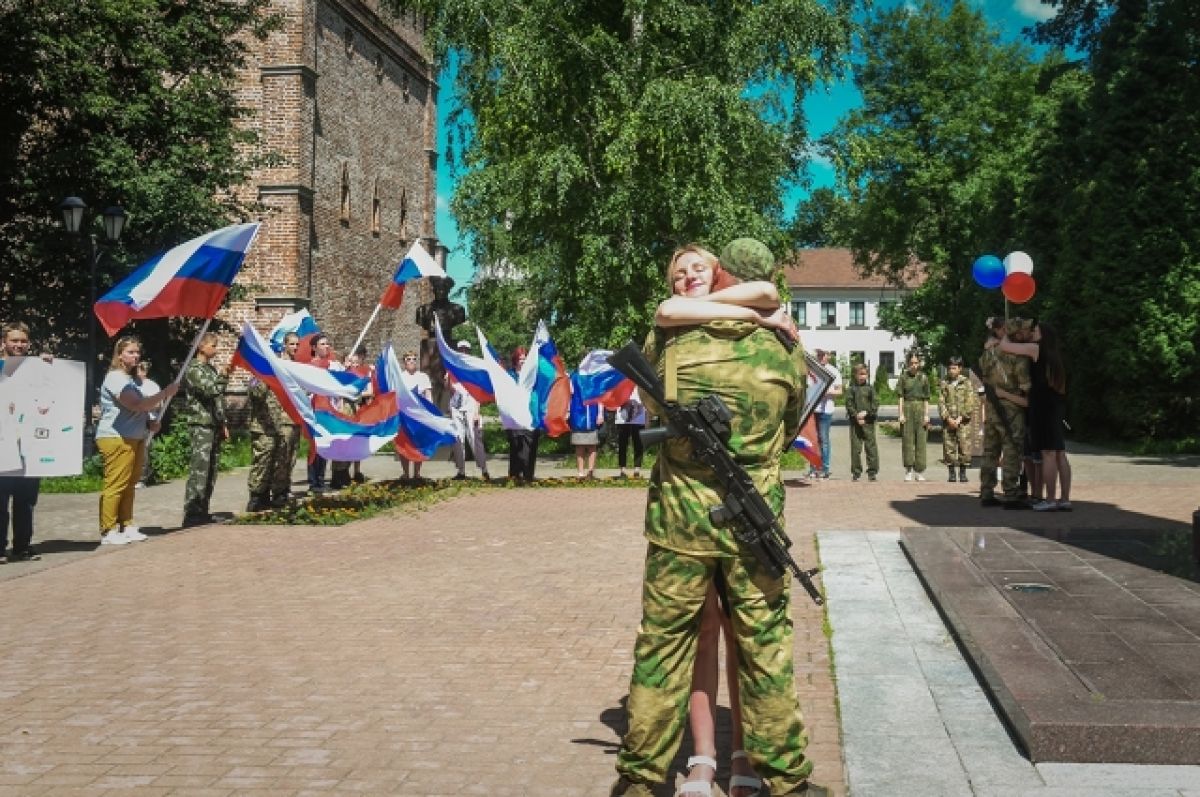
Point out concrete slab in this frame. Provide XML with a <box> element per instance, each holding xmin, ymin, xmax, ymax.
<box><xmin>901</xmin><ymin>527</ymin><xmax>1200</xmax><ymax>764</ymax></box>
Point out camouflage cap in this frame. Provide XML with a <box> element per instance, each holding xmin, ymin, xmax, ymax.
<box><xmin>719</xmin><ymin>238</ymin><xmax>776</xmax><ymax>282</ymax></box>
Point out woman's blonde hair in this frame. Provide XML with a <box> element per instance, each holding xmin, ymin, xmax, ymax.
<box><xmin>664</xmin><ymin>244</ymin><xmax>719</xmax><ymax>285</ymax></box>
<box><xmin>109</xmin><ymin>336</ymin><xmax>141</xmax><ymax>371</ymax></box>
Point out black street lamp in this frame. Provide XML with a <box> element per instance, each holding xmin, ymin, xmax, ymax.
<box><xmin>58</xmin><ymin>196</ymin><xmax>127</xmax><ymax>418</ymax></box>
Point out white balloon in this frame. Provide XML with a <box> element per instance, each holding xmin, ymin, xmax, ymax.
<box><xmin>1004</xmin><ymin>251</ymin><xmax>1034</xmax><ymax>275</ymax></box>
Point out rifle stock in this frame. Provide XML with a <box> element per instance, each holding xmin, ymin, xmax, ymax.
<box><xmin>608</xmin><ymin>342</ymin><xmax>824</xmax><ymax>605</ymax></box>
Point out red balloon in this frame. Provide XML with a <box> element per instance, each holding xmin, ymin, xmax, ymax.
<box><xmin>1002</xmin><ymin>272</ymin><xmax>1036</xmax><ymax>304</ymax></box>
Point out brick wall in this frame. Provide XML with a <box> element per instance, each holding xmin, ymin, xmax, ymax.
<box><xmin>217</xmin><ymin>0</ymin><xmax>439</xmax><ymax>419</ymax></box>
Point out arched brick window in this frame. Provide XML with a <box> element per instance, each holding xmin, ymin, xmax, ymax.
<box><xmin>371</xmin><ymin>178</ymin><xmax>381</xmax><ymax>235</ymax></box>
<box><xmin>340</xmin><ymin>163</ymin><xmax>351</xmax><ymax>224</ymax></box>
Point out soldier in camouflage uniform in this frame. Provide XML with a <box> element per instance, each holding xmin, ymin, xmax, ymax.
<box><xmin>844</xmin><ymin>362</ymin><xmax>880</xmax><ymax>481</ymax></box>
<box><xmin>180</xmin><ymin>332</ymin><xmax>229</xmax><ymax>526</ymax></box>
<box><xmin>896</xmin><ymin>353</ymin><xmax>931</xmax><ymax>480</ymax></box>
<box><xmin>978</xmin><ymin>318</ymin><xmax>1032</xmax><ymax>507</ymax></box>
<box><xmin>245</xmin><ymin>332</ymin><xmax>300</xmax><ymax>511</ymax></box>
<box><xmin>613</xmin><ymin>244</ymin><xmax>820</xmax><ymax>797</ymax></box>
<box><xmin>939</xmin><ymin>356</ymin><xmax>978</xmax><ymax>482</ymax></box>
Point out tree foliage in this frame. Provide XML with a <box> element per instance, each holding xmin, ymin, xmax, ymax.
<box><xmin>0</xmin><ymin>0</ymin><xmax>277</xmax><ymax>367</ymax></box>
<box><xmin>806</xmin><ymin>0</ymin><xmax>1199</xmax><ymax>441</ymax></box>
<box><xmin>1021</xmin><ymin>0</ymin><xmax>1200</xmax><ymax>438</ymax></box>
<box><xmin>389</xmin><ymin>0</ymin><xmax>851</xmax><ymax>361</ymax></box>
<box><xmin>811</xmin><ymin>0</ymin><xmax>1052</xmax><ymax>362</ymax></box>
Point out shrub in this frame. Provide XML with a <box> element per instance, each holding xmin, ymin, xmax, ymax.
<box><xmin>147</xmin><ymin>422</ymin><xmax>192</xmax><ymax>483</ymax></box>
<box><xmin>873</xmin><ymin>364</ymin><xmax>897</xmax><ymax>403</ymax></box>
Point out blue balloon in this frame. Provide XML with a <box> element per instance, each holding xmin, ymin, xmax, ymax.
<box><xmin>972</xmin><ymin>255</ymin><xmax>1005</xmax><ymax>289</ymax></box>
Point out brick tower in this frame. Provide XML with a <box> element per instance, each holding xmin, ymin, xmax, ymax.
<box><xmin>224</xmin><ymin>0</ymin><xmax>441</xmax><ymax>368</ymax></box>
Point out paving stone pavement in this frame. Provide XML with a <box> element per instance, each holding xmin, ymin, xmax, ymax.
<box><xmin>0</xmin><ymin>424</ymin><xmax>1194</xmax><ymax>795</ymax></box>
<box><xmin>821</xmin><ymin>531</ymin><xmax>1200</xmax><ymax>797</ymax></box>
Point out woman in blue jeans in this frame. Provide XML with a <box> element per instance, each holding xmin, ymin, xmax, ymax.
<box><xmin>811</xmin><ymin>349</ymin><xmax>842</xmax><ymax>478</ymax></box>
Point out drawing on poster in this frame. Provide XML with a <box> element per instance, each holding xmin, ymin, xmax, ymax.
<box><xmin>0</xmin><ymin>357</ymin><xmax>84</xmax><ymax>478</ymax></box>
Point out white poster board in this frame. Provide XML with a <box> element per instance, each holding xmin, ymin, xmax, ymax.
<box><xmin>0</xmin><ymin>357</ymin><xmax>85</xmax><ymax>478</ymax></box>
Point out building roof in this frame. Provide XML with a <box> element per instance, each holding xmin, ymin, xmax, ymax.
<box><xmin>782</xmin><ymin>248</ymin><xmax>926</xmax><ymax>290</ymax></box>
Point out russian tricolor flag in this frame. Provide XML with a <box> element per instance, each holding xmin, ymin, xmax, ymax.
<box><xmin>526</xmin><ymin>321</ymin><xmax>570</xmax><ymax>437</ymax></box>
<box><xmin>377</xmin><ymin>343</ymin><xmax>460</xmax><ymax>460</ymax></box>
<box><xmin>573</xmin><ymin>350</ymin><xmax>636</xmax><ymax>410</ymax></box>
<box><xmin>95</xmin><ymin>222</ymin><xmax>260</xmax><ymax>336</ymax></box>
<box><xmin>267</xmin><ymin>309</ymin><xmax>321</xmax><ymax>354</ymax></box>
<box><xmin>478</xmin><ymin>326</ymin><xmax>534</xmax><ymax>431</ymax></box>
<box><xmin>233</xmin><ymin>326</ymin><xmax>368</xmax><ymax>401</ymax></box>
<box><xmin>234</xmin><ymin>324</ymin><xmax>448</xmax><ymax>462</ymax></box>
<box><xmin>379</xmin><ymin>241</ymin><xmax>446</xmax><ymax>309</ymax></box>
<box><xmin>434</xmin><ymin>317</ymin><xmax>494</xmax><ymax>403</ymax></box>
<box><xmin>791</xmin><ymin>416</ymin><xmax>823</xmax><ymax>471</ymax></box>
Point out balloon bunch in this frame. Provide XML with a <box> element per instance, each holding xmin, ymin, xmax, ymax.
<box><xmin>972</xmin><ymin>251</ymin><xmax>1036</xmax><ymax>304</ymax></box>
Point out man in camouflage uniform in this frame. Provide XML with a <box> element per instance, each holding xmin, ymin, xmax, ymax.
<box><xmin>978</xmin><ymin>318</ymin><xmax>1032</xmax><ymax>507</ymax></box>
<box><xmin>613</xmin><ymin>242</ymin><xmax>820</xmax><ymax>797</ymax></box>
<box><xmin>181</xmin><ymin>332</ymin><xmax>229</xmax><ymax>526</ymax></box>
<box><xmin>939</xmin><ymin>356</ymin><xmax>978</xmax><ymax>482</ymax></box>
<box><xmin>844</xmin><ymin>362</ymin><xmax>880</xmax><ymax>481</ymax></box>
<box><xmin>245</xmin><ymin>332</ymin><xmax>301</xmax><ymax>511</ymax></box>
<box><xmin>896</xmin><ymin>353</ymin><xmax>931</xmax><ymax>480</ymax></box>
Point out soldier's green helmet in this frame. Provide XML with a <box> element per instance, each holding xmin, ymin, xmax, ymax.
<box><xmin>719</xmin><ymin>238</ymin><xmax>776</xmax><ymax>282</ymax></box>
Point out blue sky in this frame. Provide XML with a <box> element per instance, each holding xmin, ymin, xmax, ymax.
<box><xmin>434</xmin><ymin>0</ymin><xmax>1058</xmax><ymax>287</ymax></box>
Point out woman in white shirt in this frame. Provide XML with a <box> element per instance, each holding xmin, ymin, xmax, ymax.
<box><xmin>94</xmin><ymin>336</ymin><xmax>176</xmax><ymax>545</ymax></box>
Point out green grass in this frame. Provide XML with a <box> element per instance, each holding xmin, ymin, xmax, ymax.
<box><xmin>42</xmin><ymin>426</ymin><xmax>256</xmax><ymax>494</ymax></box>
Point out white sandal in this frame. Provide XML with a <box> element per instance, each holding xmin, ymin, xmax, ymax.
<box><xmin>729</xmin><ymin>750</ymin><xmax>764</xmax><ymax>796</ymax></box>
<box><xmin>678</xmin><ymin>755</ymin><xmax>717</xmax><ymax>796</ymax></box>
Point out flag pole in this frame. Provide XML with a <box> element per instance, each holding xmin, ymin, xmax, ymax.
<box><xmin>349</xmin><ymin>303</ymin><xmax>383</xmax><ymax>362</ymax></box>
<box><xmin>143</xmin><ymin>318</ymin><xmax>212</xmax><ymax>448</ymax></box>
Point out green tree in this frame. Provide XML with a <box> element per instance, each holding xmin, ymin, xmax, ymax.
<box><xmin>1021</xmin><ymin>0</ymin><xmax>1200</xmax><ymax>439</ymax></box>
<box><xmin>0</xmin><ymin>0</ymin><xmax>277</xmax><ymax>366</ymax></box>
<box><xmin>454</xmin><ymin>275</ymin><xmax>537</xmax><ymax>363</ymax></box>
<box><xmin>391</xmin><ymin>0</ymin><xmax>851</xmax><ymax>356</ymax></box>
<box><xmin>813</xmin><ymin>0</ymin><xmax>1054</xmax><ymax>362</ymax></box>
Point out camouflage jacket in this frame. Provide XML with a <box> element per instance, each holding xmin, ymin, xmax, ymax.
<box><xmin>642</xmin><ymin>321</ymin><xmax>803</xmax><ymax>557</ymax></box>
<box><xmin>895</xmin><ymin>370</ymin><xmax>931</xmax><ymax>402</ymax></box>
<box><xmin>179</xmin><ymin>359</ymin><xmax>227</xmax><ymax>427</ymax></box>
<box><xmin>844</xmin><ymin>382</ymin><xmax>879</xmax><ymax>421</ymax></box>
<box><xmin>978</xmin><ymin>344</ymin><xmax>1031</xmax><ymax>408</ymax></box>
<box><xmin>247</xmin><ymin>380</ymin><xmax>296</xmax><ymax>434</ymax></box>
<box><xmin>938</xmin><ymin>375</ymin><xmax>977</xmax><ymax>422</ymax></box>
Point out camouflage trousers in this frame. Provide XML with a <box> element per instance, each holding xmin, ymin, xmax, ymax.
<box><xmin>848</xmin><ymin>422</ymin><xmax>879</xmax><ymax>477</ymax></box>
<box><xmin>616</xmin><ymin>544</ymin><xmax>811</xmax><ymax>792</ymax></box>
<box><xmin>901</xmin><ymin>402</ymin><xmax>928</xmax><ymax>472</ymax></box>
<box><xmin>942</xmin><ymin>422</ymin><xmax>973</xmax><ymax>466</ymax></box>
<box><xmin>184</xmin><ymin>425</ymin><xmax>221</xmax><ymax>519</ymax></box>
<box><xmin>247</xmin><ymin>429</ymin><xmax>297</xmax><ymax>497</ymax></box>
<box><xmin>979</xmin><ymin>403</ymin><xmax>1025</xmax><ymax>499</ymax></box>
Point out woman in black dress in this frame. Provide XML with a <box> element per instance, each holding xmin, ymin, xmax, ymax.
<box><xmin>1002</xmin><ymin>321</ymin><xmax>1071</xmax><ymax>510</ymax></box>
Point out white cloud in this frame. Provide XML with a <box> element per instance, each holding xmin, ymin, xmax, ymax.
<box><xmin>1013</xmin><ymin>0</ymin><xmax>1057</xmax><ymax>22</ymax></box>
<box><xmin>802</xmin><ymin>141</ymin><xmax>833</xmax><ymax>171</ymax></box>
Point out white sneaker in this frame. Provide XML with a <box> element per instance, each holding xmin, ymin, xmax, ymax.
<box><xmin>904</xmin><ymin>470</ymin><xmax>914</xmax><ymax>482</ymax></box>
<box><xmin>1032</xmin><ymin>500</ymin><xmax>1058</xmax><ymax>512</ymax></box>
<box><xmin>100</xmin><ymin>529</ymin><xmax>131</xmax><ymax>546</ymax></box>
<box><xmin>122</xmin><ymin>525</ymin><xmax>148</xmax><ymax>541</ymax></box>
<box><xmin>915</xmin><ymin>472</ymin><xmax>927</xmax><ymax>482</ymax></box>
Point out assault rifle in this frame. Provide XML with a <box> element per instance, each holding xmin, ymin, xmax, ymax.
<box><xmin>608</xmin><ymin>342</ymin><xmax>823</xmax><ymax>605</ymax></box>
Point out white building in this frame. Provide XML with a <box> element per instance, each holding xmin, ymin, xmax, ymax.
<box><xmin>784</xmin><ymin>248</ymin><xmax>924</xmax><ymax>381</ymax></box>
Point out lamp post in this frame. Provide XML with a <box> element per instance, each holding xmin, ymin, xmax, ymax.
<box><xmin>58</xmin><ymin>197</ymin><xmax>127</xmax><ymax>419</ymax></box>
